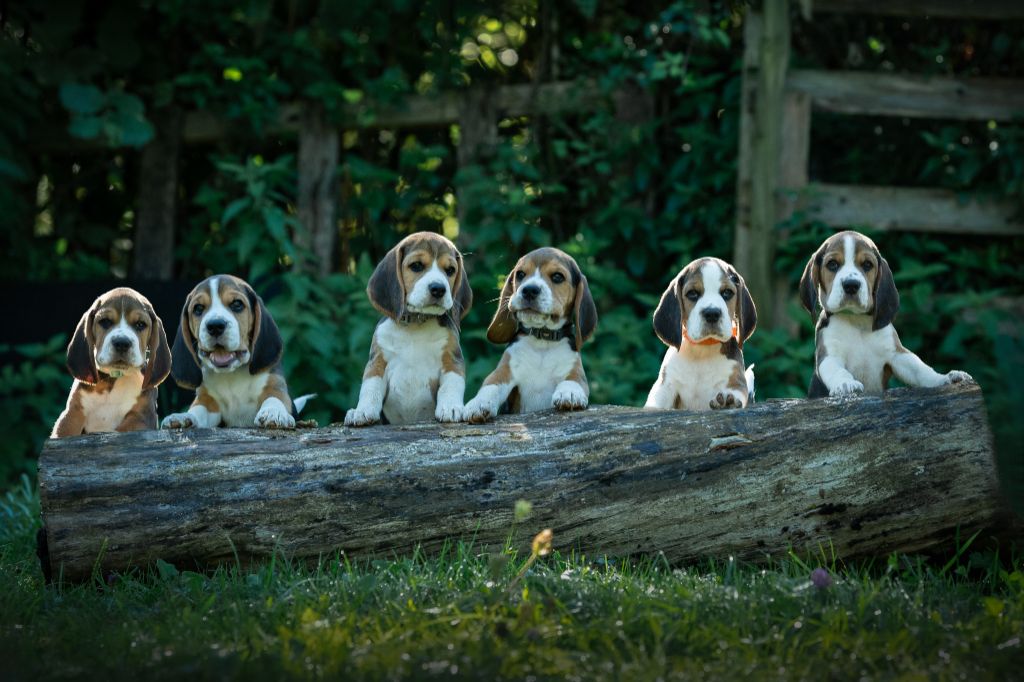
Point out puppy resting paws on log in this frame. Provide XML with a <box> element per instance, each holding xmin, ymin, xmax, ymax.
<box><xmin>161</xmin><ymin>275</ymin><xmax>308</xmax><ymax>430</ymax></box>
<box><xmin>799</xmin><ymin>231</ymin><xmax>974</xmax><ymax>398</ymax></box>
<box><xmin>51</xmin><ymin>288</ymin><xmax>172</xmax><ymax>437</ymax></box>
<box><xmin>463</xmin><ymin>247</ymin><xmax>597</xmax><ymax>423</ymax></box>
<box><xmin>345</xmin><ymin>232</ymin><xmax>473</xmax><ymax>427</ymax></box>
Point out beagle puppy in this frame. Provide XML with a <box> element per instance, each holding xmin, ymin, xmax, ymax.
<box><xmin>799</xmin><ymin>230</ymin><xmax>973</xmax><ymax>397</ymax></box>
<box><xmin>644</xmin><ymin>258</ymin><xmax>757</xmax><ymax>411</ymax></box>
<box><xmin>52</xmin><ymin>288</ymin><xmax>172</xmax><ymax>437</ymax></box>
<box><xmin>161</xmin><ymin>275</ymin><xmax>306</xmax><ymax>429</ymax></box>
<box><xmin>463</xmin><ymin>247</ymin><xmax>597</xmax><ymax>423</ymax></box>
<box><xmin>344</xmin><ymin>232</ymin><xmax>473</xmax><ymax>426</ymax></box>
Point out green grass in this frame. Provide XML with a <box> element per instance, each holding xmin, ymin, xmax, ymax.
<box><xmin>2</xmin><ymin>479</ymin><xmax>1022</xmax><ymax>681</ymax></box>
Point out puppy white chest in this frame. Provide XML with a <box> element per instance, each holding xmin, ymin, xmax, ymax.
<box><xmin>203</xmin><ymin>370</ymin><xmax>270</xmax><ymax>427</ymax></box>
<box><xmin>377</xmin><ymin>319</ymin><xmax>450</xmax><ymax>423</ymax></box>
<box><xmin>659</xmin><ymin>346</ymin><xmax>737</xmax><ymax>411</ymax></box>
<box><xmin>820</xmin><ymin>316</ymin><xmax>895</xmax><ymax>394</ymax></box>
<box><xmin>80</xmin><ymin>372</ymin><xmax>144</xmax><ymax>432</ymax></box>
<box><xmin>508</xmin><ymin>337</ymin><xmax>578</xmax><ymax>412</ymax></box>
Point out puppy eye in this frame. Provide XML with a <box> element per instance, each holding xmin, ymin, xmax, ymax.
<box><xmin>133</xmin><ymin>321</ymin><xmax>147</xmax><ymax>332</ymax></box>
<box><xmin>98</xmin><ymin>319</ymin><xmax>113</xmax><ymax>330</ymax></box>
<box><xmin>685</xmin><ymin>290</ymin><xmax>700</xmax><ymax>302</ymax></box>
<box><xmin>229</xmin><ymin>300</ymin><xmax>245</xmax><ymax>313</ymax></box>
<box><xmin>515</xmin><ymin>270</ymin><xmax>526</xmax><ymax>281</ymax></box>
<box><xmin>551</xmin><ymin>272</ymin><xmax>565</xmax><ymax>284</ymax></box>
<box><xmin>445</xmin><ymin>265</ymin><xmax>457</xmax><ymax>277</ymax></box>
<box><xmin>825</xmin><ymin>260</ymin><xmax>840</xmax><ymax>272</ymax></box>
<box><xmin>409</xmin><ymin>262</ymin><xmax>425</xmax><ymax>273</ymax></box>
<box><xmin>861</xmin><ymin>261</ymin><xmax>874</xmax><ymax>272</ymax></box>
<box><xmin>721</xmin><ymin>289</ymin><xmax>734</xmax><ymax>301</ymax></box>
<box><xmin>192</xmin><ymin>304</ymin><xmax>206</xmax><ymax>316</ymax></box>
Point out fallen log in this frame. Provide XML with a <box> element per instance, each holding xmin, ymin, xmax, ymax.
<box><xmin>37</xmin><ymin>383</ymin><xmax>1010</xmax><ymax>581</ymax></box>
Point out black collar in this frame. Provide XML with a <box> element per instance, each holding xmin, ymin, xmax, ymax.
<box><xmin>398</xmin><ymin>312</ymin><xmax>444</xmax><ymax>325</ymax></box>
<box><xmin>518</xmin><ymin>324</ymin><xmax>572</xmax><ymax>343</ymax></box>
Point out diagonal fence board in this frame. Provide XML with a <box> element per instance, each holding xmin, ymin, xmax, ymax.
<box><xmin>37</xmin><ymin>383</ymin><xmax>1005</xmax><ymax>582</ymax></box>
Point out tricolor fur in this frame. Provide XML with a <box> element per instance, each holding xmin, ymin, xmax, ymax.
<box><xmin>645</xmin><ymin>258</ymin><xmax>757</xmax><ymax>411</ymax></box>
<box><xmin>463</xmin><ymin>247</ymin><xmax>597</xmax><ymax>423</ymax></box>
<box><xmin>52</xmin><ymin>288</ymin><xmax>171</xmax><ymax>437</ymax></box>
<box><xmin>162</xmin><ymin>275</ymin><xmax>302</xmax><ymax>429</ymax></box>
<box><xmin>345</xmin><ymin>232</ymin><xmax>473</xmax><ymax>426</ymax></box>
<box><xmin>799</xmin><ymin>230</ymin><xmax>973</xmax><ymax>397</ymax></box>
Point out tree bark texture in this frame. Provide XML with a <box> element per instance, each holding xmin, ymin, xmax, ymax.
<box><xmin>38</xmin><ymin>384</ymin><xmax>1008</xmax><ymax>582</ymax></box>
<box><xmin>132</xmin><ymin>107</ymin><xmax>182</xmax><ymax>281</ymax></box>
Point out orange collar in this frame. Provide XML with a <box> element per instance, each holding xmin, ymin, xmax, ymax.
<box><xmin>682</xmin><ymin>321</ymin><xmax>739</xmax><ymax>346</ymax></box>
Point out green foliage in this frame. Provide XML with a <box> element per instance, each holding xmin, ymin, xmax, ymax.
<box><xmin>0</xmin><ymin>336</ymin><xmax>70</xmax><ymax>484</ymax></box>
<box><xmin>1</xmin><ymin>488</ymin><xmax>1023</xmax><ymax>679</ymax></box>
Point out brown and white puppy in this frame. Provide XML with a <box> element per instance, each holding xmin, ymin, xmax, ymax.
<box><xmin>162</xmin><ymin>275</ymin><xmax>306</xmax><ymax>429</ymax></box>
<box><xmin>463</xmin><ymin>247</ymin><xmax>597</xmax><ymax>423</ymax></box>
<box><xmin>644</xmin><ymin>258</ymin><xmax>756</xmax><ymax>411</ymax></box>
<box><xmin>345</xmin><ymin>232</ymin><xmax>473</xmax><ymax>426</ymax></box>
<box><xmin>799</xmin><ymin>230</ymin><xmax>972</xmax><ymax>398</ymax></box>
<box><xmin>51</xmin><ymin>288</ymin><xmax>171</xmax><ymax>437</ymax></box>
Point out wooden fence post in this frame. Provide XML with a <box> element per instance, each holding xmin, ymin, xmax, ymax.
<box><xmin>297</xmin><ymin>104</ymin><xmax>339</xmax><ymax>276</ymax></box>
<box><xmin>456</xmin><ymin>89</ymin><xmax>498</xmax><ymax>231</ymax></box>
<box><xmin>132</xmin><ymin>107</ymin><xmax>182</xmax><ymax>280</ymax></box>
<box><xmin>733</xmin><ymin>1</ymin><xmax>790</xmax><ymax>328</ymax></box>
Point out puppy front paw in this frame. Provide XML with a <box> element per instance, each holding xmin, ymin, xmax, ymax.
<box><xmin>945</xmin><ymin>370</ymin><xmax>974</xmax><ymax>385</ymax></box>
<box><xmin>161</xmin><ymin>413</ymin><xmax>195</xmax><ymax>429</ymax></box>
<box><xmin>255</xmin><ymin>400</ymin><xmax>295</xmax><ymax>429</ymax></box>
<box><xmin>462</xmin><ymin>397</ymin><xmax>495</xmax><ymax>424</ymax></box>
<box><xmin>830</xmin><ymin>380</ymin><xmax>864</xmax><ymax>397</ymax></box>
<box><xmin>344</xmin><ymin>407</ymin><xmax>380</xmax><ymax>427</ymax></box>
<box><xmin>435</xmin><ymin>402</ymin><xmax>463</xmax><ymax>423</ymax></box>
<box><xmin>709</xmin><ymin>391</ymin><xmax>744</xmax><ymax>410</ymax></box>
<box><xmin>552</xmin><ymin>382</ymin><xmax>588</xmax><ymax>411</ymax></box>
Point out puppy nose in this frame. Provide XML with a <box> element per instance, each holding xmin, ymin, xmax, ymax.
<box><xmin>428</xmin><ymin>283</ymin><xmax>446</xmax><ymax>299</ymax></box>
<box><xmin>842</xmin><ymin>280</ymin><xmax>861</xmax><ymax>295</ymax></box>
<box><xmin>701</xmin><ymin>308</ymin><xmax>722</xmax><ymax>324</ymax></box>
<box><xmin>112</xmin><ymin>337</ymin><xmax>131</xmax><ymax>353</ymax></box>
<box><xmin>520</xmin><ymin>284</ymin><xmax>540</xmax><ymax>301</ymax></box>
<box><xmin>206</xmin><ymin>319</ymin><xmax>227</xmax><ymax>337</ymax></box>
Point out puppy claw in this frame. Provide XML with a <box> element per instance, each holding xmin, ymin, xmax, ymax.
<box><xmin>945</xmin><ymin>370</ymin><xmax>974</xmax><ymax>385</ymax></box>
<box><xmin>344</xmin><ymin>408</ymin><xmax>380</xmax><ymax>428</ymax></box>
<box><xmin>709</xmin><ymin>392</ymin><xmax>741</xmax><ymax>410</ymax></box>
<box><xmin>161</xmin><ymin>413</ymin><xmax>195</xmax><ymax>429</ymax></box>
<box><xmin>830</xmin><ymin>380</ymin><xmax>864</xmax><ymax>397</ymax></box>
<box><xmin>435</xmin><ymin>403</ymin><xmax>463</xmax><ymax>423</ymax></box>
<box><xmin>552</xmin><ymin>382</ymin><xmax>588</xmax><ymax>412</ymax></box>
<box><xmin>462</xmin><ymin>399</ymin><xmax>494</xmax><ymax>424</ymax></box>
<box><xmin>255</xmin><ymin>404</ymin><xmax>295</xmax><ymax>430</ymax></box>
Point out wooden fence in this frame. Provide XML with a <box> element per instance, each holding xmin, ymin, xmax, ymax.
<box><xmin>735</xmin><ymin>0</ymin><xmax>1024</xmax><ymax>328</ymax></box>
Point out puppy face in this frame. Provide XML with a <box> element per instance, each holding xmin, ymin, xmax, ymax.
<box><xmin>799</xmin><ymin>231</ymin><xmax>899</xmax><ymax>330</ymax></box>
<box><xmin>487</xmin><ymin>247</ymin><xmax>597</xmax><ymax>349</ymax></box>
<box><xmin>66</xmin><ymin>287</ymin><xmax>171</xmax><ymax>388</ymax></box>
<box><xmin>368</xmin><ymin>232</ymin><xmax>472</xmax><ymax>323</ymax></box>
<box><xmin>653</xmin><ymin>258</ymin><xmax>757</xmax><ymax>348</ymax></box>
<box><xmin>171</xmin><ymin>275</ymin><xmax>283</xmax><ymax>387</ymax></box>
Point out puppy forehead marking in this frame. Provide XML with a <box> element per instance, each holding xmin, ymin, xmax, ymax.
<box><xmin>699</xmin><ymin>261</ymin><xmax>725</xmax><ymax>293</ymax></box>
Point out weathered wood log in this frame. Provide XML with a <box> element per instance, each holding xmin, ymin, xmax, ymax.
<box><xmin>38</xmin><ymin>383</ymin><xmax>1010</xmax><ymax>582</ymax></box>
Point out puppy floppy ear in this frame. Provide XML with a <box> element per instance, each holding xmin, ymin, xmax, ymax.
<box><xmin>652</xmin><ymin>277</ymin><xmax>683</xmax><ymax>349</ymax></box>
<box><xmin>486</xmin><ymin>269</ymin><xmax>519</xmax><ymax>345</ymax></box>
<box><xmin>170</xmin><ymin>299</ymin><xmax>203</xmax><ymax>390</ymax></box>
<box><xmin>66</xmin><ymin>306</ymin><xmax>98</xmax><ymax>384</ymax></box>
<box><xmin>871</xmin><ymin>254</ymin><xmax>900</xmax><ymax>331</ymax></box>
<box><xmin>799</xmin><ymin>246</ymin><xmax>824</xmax><ymax>317</ymax></box>
<box><xmin>572</xmin><ymin>270</ymin><xmax>598</xmax><ymax>349</ymax></box>
<box><xmin>142</xmin><ymin>308</ymin><xmax>172</xmax><ymax>390</ymax></box>
<box><xmin>453</xmin><ymin>252</ymin><xmax>474</xmax><ymax>324</ymax></box>
<box><xmin>247</xmin><ymin>287</ymin><xmax>284</xmax><ymax>374</ymax></box>
<box><xmin>367</xmin><ymin>244</ymin><xmax>405</xmax><ymax>319</ymax></box>
<box><xmin>732</xmin><ymin>271</ymin><xmax>757</xmax><ymax>347</ymax></box>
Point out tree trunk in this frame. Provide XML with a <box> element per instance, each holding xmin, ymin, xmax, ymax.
<box><xmin>37</xmin><ymin>384</ymin><xmax>1009</xmax><ymax>582</ymax></box>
